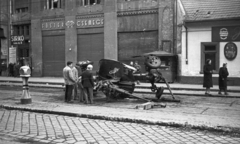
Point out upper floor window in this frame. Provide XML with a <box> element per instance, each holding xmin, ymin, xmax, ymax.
<box><xmin>78</xmin><ymin>0</ymin><xmax>101</xmax><ymax>6</ymax></box>
<box><xmin>44</xmin><ymin>0</ymin><xmax>62</xmax><ymax>9</ymax></box>
<box><xmin>13</xmin><ymin>25</ymin><xmax>30</xmax><ymax>36</ymax></box>
<box><xmin>15</xmin><ymin>7</ymin><xmax>28</xmax><ymax>13</ymax></box>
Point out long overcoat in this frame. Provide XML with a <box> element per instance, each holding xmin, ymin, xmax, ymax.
<box><xmin>219</xmin><ymin>67</ymin><xmax>229</xmax><ymax>90</ymax></box>
<box><xmin>203</xmin><ymin>64</ymin><xmax>213</xmax><ymax>88</ymax></box>
<box><xmin>81</xmin><ymin>70</ymin><xmax>94</xmax><ymax>88</ymax></box>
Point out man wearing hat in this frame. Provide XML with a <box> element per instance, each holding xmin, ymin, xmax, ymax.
<box><xmin>81</xmin><ymin>64</ymin><xmax>94</xmax><ymax>104</ymax></box>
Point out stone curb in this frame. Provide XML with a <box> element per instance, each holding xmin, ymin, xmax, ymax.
<box><xmin>1</xmin><ymin>80</ymin><xmax>240</xmax><ymax>93</ymax></box>
<box><xmin>1</xmin><ymin>104</ymin><xmax>240</xmax><ymax>135</ymax></box>
<box><xmin>134</xmin><ymin>91</ymin><xmax>240</xmax><ymax>98</ymax></box>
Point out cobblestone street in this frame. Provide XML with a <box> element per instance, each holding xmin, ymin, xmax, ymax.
<box><xmin>0</xmin><ymin>109</ymin><xmax>239</xmax><ymax>144</ymax></box>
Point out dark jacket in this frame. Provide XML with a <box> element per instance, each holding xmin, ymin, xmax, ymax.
<box><xmin>81</xmin><ymin>70</ymin><xmax>94</xmax><ymax>88</ymax></box>
<box><xmin>219</xmin><ymin>67</ymin><xmax>229</xmax><ymax>90</ymax></box>
<box><xmin>203</xmin><ymin>64</ymin><xmax>213</xmax><ymax>88</ymax></box>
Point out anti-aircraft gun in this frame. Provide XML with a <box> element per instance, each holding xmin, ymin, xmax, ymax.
<box><xmin>133</xmin><ymin>50</ymin><xmax>180</xmax><ymax>102</ymax></box>
<box><xmin>94</xmin><ymin>59</ymin><xmax>151</xmax><ymax>102</ymax></box>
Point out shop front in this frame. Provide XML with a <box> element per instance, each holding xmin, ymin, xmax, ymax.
<box><xmin>41</xmin><ymin>20</ymin><xmax>65</xmax><ymax>77</ymax></box>
<box><xmin>180</xmin><ymin>23</ymin><xmax>240</xmax><ymax>85</ymax></box>
<box><xmin>77</xmin><ymin>16</ymin><xmax>104</xmax><ymax>72</ymax></box>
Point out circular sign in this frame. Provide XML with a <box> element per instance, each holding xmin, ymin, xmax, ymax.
<box><xmin>219</xmin><ymin>28</ymin><xmax>228</xmax><ymax>40</ymax></box>
<box><xmin>224</xmin><ymin>42</ymin><xmax>238</xmax><ymax>60</ymax></box>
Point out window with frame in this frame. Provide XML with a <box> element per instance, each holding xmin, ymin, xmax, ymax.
<box><xmin>201</xmin><ymin>42</ymin><xmax>220</xmax><ymax>73</ymax></box>
<box><xmin>13</xmin><ymin>25</ymin><xmax>30</xmax><ymax>36</ymax></box>
<box><xmin>15</xmin><ymin>7</ymin><xmax>28</xmax><ymax>13</ymax></box>
<box><xmin>77</xmin><ymin>0</ymin><xmax>101</xmax><ymax>6</ymax></box>
<box><xmin>44</xmin><ymin>0</ymin><xmax>63</xmax><ymax>9</ymax></box>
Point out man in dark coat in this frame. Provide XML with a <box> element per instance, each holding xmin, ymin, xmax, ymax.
<box><xmin>203</xmin><ymin>59</ymin><xmax>213</xmax><ymax>95</ymax></box>
<box><xmin>218</xmin><ymin>63</ymin><xmax>229</xmax><ymax>95</ymax></box>
<box><xmin>81</xmin><ymin>64</ymin><xmax>94</xmax><ymax>104</ymax></box>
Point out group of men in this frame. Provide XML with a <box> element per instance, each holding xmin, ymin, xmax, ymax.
<box><xmin>63</xmin><ymin>61</ymin><xmax>94</xmax><ymax>104</ymax></box>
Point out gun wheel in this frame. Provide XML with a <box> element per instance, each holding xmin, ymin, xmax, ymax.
<box><xmin>145</xmin><ymin>55</ymin><xmax>161</xmax><ymax>68</ymax></box>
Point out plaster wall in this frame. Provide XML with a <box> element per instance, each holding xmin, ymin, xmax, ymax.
<box><xmin>31</xmin><ymin>19</ymin><xmax>42</xmax><ymax>76</ymax></box>
<box><xmin>65</xmin><ymin>16</ymin><xmax>77</xmax><ymax>63</ymax></box>
<box><xmin>104</xmin><ymin>0</ymin><xmax>117</xmax><ymax>60</ymax></box>
<box><xmin>181</xmin><ymin>26</ymin><xmax>211</xmax><ymax>76</ymax></box>
<box><xmin>181</xmin><ymin>26</ymin><xmax>240</xmax><ymax>77</ymax></box>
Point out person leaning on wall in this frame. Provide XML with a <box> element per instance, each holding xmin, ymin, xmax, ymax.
<box><xmin>203</xmin><ymin>59</ymin><xmax>214</xmax><ymax>96</ymax></box>
<box><xmin>218</xmin><ymin>63</ymin><xmax>229</xmax><ymax>95</ymax></box>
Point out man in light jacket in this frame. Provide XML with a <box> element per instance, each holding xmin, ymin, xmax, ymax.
<box><xmin>63</xmin><ymin>61</ymin><xmax>76</xmax><ymax>102</ymax></box>
<box><xmin>72</xmin><ymin>65</ymin><xmax>79</xmax><ymax>100</ymax></box>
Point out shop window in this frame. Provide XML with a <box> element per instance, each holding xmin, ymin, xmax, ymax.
<box><xmin>45</xmin><ymin>0</ymin><xmax>62</xmax><ymax>9</ymax></box>
<box><xmin>201</xmin><ymin>42</ymin><xmax>219</xmax><ymax>73</ymax></box>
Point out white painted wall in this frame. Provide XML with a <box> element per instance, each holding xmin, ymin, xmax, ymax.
<box><xmin>181</xmin><ymin>26</ymin><xmax>211</xmax><ymax>76</ymax></box>
<box><xmin>181</xmin><ymin>26</ymin><xmax>240</xmax><ymax>77</ymax></box>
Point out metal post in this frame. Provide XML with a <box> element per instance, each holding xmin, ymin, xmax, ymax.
<box><xmin>21</xmin><ymin>77</ymin><xmax>32</xmax><ymax>104</ymax></box>
<box><xmin>19</xmin><ymin>65</ymin><xmax>32</xmax><ymax>104</ymax></box>
<box><xmin>51</xmin><ymin>0</ymin><xmax>54</xmax><ymax>9</ymax></box>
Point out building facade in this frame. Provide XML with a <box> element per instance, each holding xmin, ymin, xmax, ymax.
<box><xmin>0</xmin><ymin>0</ymin><xmax>10</xmax><ymax>76</ymax></box>
<box><xmin>178</xmin><ymin>0</ymin><xmax>240</xmax><ymax>85</ymax></box>
<box><xmin>0</xmin><ymin>0</ymin><xmax>177</xmax><ymax>77</ymax></box>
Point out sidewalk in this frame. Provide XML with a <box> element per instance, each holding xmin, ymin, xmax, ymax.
<box><xmin>1</xmin><ymin>76</ymin><xmax>240</xmax><ymax>97</ymax></box>
<box><xmin>0</xmin><ymin>76</ymin><xmax>240</xmax><ymax>134</ymax></box>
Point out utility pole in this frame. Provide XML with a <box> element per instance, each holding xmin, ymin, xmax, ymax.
<box><xmin>7</xmin><ymin>0</ymin><xmax>12</xmax><ymax>68</ymax></box>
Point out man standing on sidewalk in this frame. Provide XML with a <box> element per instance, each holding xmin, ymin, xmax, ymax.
<box><xmin>72</xmin><ymin>64</ymin><xmax>79</xmax><ymax>100</ymax></box>
<box><xmin>81</xmin><ymin>64</ymin><xmax>94</xmax><ymax>104</ymax></box>
<box><xmin>63</xmin><ymin>61</ymin><xmax>76</xmax><ymax>103</ymax></box>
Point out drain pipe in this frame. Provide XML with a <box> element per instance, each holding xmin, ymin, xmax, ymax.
<box><xmin>184</xmin><ymin>25</ymin><xmax>188</xmax><ymax>65</ymax></box>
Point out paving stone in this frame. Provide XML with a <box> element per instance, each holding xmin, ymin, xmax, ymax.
<box><xmin>0</xmin><ymin>109</ymin><xmax>239</xmax><ymax>144</ymax></box>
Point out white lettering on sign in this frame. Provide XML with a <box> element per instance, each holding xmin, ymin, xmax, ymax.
<box><xmin>42</xmin><ymin>21</ymin><xmax>65</xmax><ymax>30</ymax></box>
<box><xmin>11</xmin><ymin>35</ymin><xmax>24</xmax><ymax>45</ymax></box>
<box><xmin>76</xmin><ymin>18</ymin><xmax>104</xmax><ymax>28</ymax></box>
<box><xmin>65</xmin><ymin>21</ymin><xmax>75</xmax><ymax>28</ymax></box>
<box><xmin>220</xmin><ymin>28</ymin><xmax>228</xmax><ymax>40</ymax></box>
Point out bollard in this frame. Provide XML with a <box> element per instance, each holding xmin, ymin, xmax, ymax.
<box><xmin>19</xmin><ymin>65</ymin><xmax>32</xmax><ymax>104</ymax></box>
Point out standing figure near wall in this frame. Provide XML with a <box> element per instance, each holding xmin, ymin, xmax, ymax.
<box><xmin>218</xmin><ymin>63</ymin><xmax>229</xmax><ymax>95</ymax></box>
<box><xmin>203</xmin><ymin>59</ymin><xmax>213</xmax><ymax>96</ymax></box>
<box><xmin>63</xmin><ymin>61</ymin><xmax>76</xmax><ymax>103</ymax></box>
<box><xmin>81</xmin><ymin>64</ymin><xmax>94</xmax><ymax>104</ymax></box>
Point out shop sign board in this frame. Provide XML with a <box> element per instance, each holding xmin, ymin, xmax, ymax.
<box><xmin>11</xmin><ymin>35</ymin><xmax>24</xmax><ymax>45</ymax></box>
<box><xmin>212</xmin><ymin>26</ymin><xmax>240</xmax><ymax>42</ymax></box>
<box><xmin>224</xmin><ymin>42</ymin><xmax>238</xmax><ymax>61</ymax></box>
<box><xmin>42</xmin><ymin>21</ymin><xmax>65</xmax><ymax>30</ymax></box>
<box><xmin>76</xmin><ymin>18</ymin><xmax>104</xmax><ymax>28</ymax></box>
<box><xmin>41</xmin><ymin>17</ymin><xmax>104</xmax><ymax>30</ymax></box>
<box><xmin>9</xmin><ymin>46</ymin><xmax>17</xmax><ymax>64</ymax></box>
